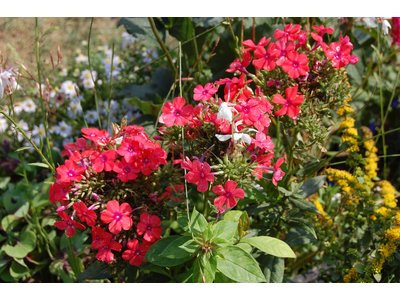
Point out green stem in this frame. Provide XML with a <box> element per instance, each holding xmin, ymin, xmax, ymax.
<box><xmin>203</xmin><ymin>190</ymin><xmax>209</xmax><ymax>218</ymax></box>
<box><xmin>148</xmin><ymin>17</ymin><xmax>177</xmax><ymax>79</ymax></box>
<box><xmin>1</xmin><ymin>112</ymin><xmax>56</xmax><ymax>173</ymax></box>
<box><xmin>35</xmin><ymin>18</ymin><xmax>55</xmax><ymax>170</ymax></box>
<box><xmin>88</xmin><ymin>17</ymin><xmax>102</xmax><ymax>129</ymax></box>
<box><xmin>106</xmin><ymin>43</ymin><xmax>115</xmax><ymax>131</ymax></box>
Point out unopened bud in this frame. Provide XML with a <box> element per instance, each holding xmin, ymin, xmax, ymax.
<box><xmin>57</xmin><ymin>46</ymin><xmax>63</xmax><ymax>63</ymax></box>
<box><xmin>49</xmin><ymin>51</ymin><xmax>55</xmax><ymax>69</ymax></box>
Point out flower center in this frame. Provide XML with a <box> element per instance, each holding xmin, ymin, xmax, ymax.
<box><xmin>225</xmin><ymin>192</ymin><xmax>232</xmax><ymax>198</ymax></box>
<box><xmin>68</xmin><ymin>171</ymin><xmax>75</xmax><ymax>177</ymax></box>
<box><xmin>293</xmin><ymin>62</ymin><xmax>298</xmax><ymax>68</ymax></box>
<box><xmin>174</xmin><ymin>109</ymin><xmax>182</xmax><ymax>117</ymax></box>
<box><xmin>136</xmin><ymin>251</ymin><xmax>141</xmax><ymax>255</ymax></box>
<box><xmin>124</xmin><ymin>168</ymin><xmax>130</xmax><ymax>173</ymax></box>
<box><xmin>147</xmin><ymin>226</ymin><xmax>151</xmax><ymax>230</ymax></box>
<box><xmin>200</xmin><ymin>172</ymin><xmax>205</xmax><ymax>178</ymax></box>
<box><xmin>101</xmin><ymin>156</ymin><xmax>107</xmax><ymax>162</ymax></box>
<box><xmin>114</xmin><ymin>212</ymin><xmax>122</xmax><ymax>220</ymax></box>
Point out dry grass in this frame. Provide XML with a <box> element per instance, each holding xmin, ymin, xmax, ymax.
<box><xmin>0</xmin><ymin>17</ymin><xmax>124</xmax><ymax>79</ymax></box>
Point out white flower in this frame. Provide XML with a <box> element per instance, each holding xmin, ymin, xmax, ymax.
<box><xmin>69</xmin><ymin>97</ymin><xmax>83</xmax><ymax>116</ymax></box>
<box><xmin>60</xmin><ymin>80</ymin><xmax>78</xmax><ymax>98</ymax></box>
<box><xmin>122</xmin><ymin>32</ymin><xmax>137</xmax><ymax>48</ymax></box>
<box><xmin>0</xmin><ymin>117</ymin><xmax>8</xmax><ymax>132</ymax></box>
<box><xmin>363</xmin><ymin>17</ymin><xmax>377</xmax><ymax>28</ymax></box>
<box><xmin>21</xmin><ymin>98</ymin><xmax>37</xmax><ymax>113</ymax></box>
<box><xmin>97</xmin><ymin>80</ymin><xmax>103</xmax><ymax>86</ymax></box>
<box><xmin>82</xmin><ymin>78</ymin><xmax>95</xmax><ymax>89</ymax></box>
<box><xmin>32</xmin><ymin>123</ymin><xmax>46</xmax><ymax>145</ymax></box>
<box><xmin>13</xmin><ymin>103</ymin><xmax>23</xmax><ymax>115</ymax></box>
<box><xmin>75</xmin><ymin>53</ymin><xmax>88</xmax><ymax>64</ymax></box>
<box><xmin>217</xmin><ymin>102</ymin><xmax>233</xmax><ymax>122</ymax></box>
<box><xmin>55</xmin><ymin>120</ymin><xmax>72</xmax><ymax>138</ymax></box>
<box><xmin>16</xmin><ymin>120</ymin><xmax>29</xmax><ymax>131</ymax></box>
<box><xmin>59</xmin><ymin>68</ymin><xmax>68</xmax><ymax>77</ymax></box>
<box><xmin>215</xmin><ymin>132</ymin><xmax>252</xmax><ymax>144</ymax></box>
<box><xmin>0</xmin><ymin>67</ymin><xmax>18</xmax><ymax>99</ymax></box>
<box><xmin>85</xmin><ymin>110</ymin><xmax>98</xmax><ymax>124</ymax></box>
<box><xmin>382</xmin><ymin>20</ymin><xmax>391</xmax><ymax>35</ymax></box>
<box><xmin>142</xmin><ymin>49</ymin><xmax>158</xmax><ymax>64</ymax></box>
<box><xmin>80</xmin><ymin>69</ymin><xmax>97</xmax><ymax>81</ymax></box>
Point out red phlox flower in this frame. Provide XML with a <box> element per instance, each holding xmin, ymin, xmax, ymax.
<box><xmin>56</xmin><ymin>159</ymin><xmax>85</xmax><ymax>183</ymax></box>
<box><xmin>226</xmin><ymin>52</ymin><xmax>252</xmax><ymax>74</ymax></box>
<box><xmin>54</xmin><ymin>211</ymin><xmax>86</xmax><ymax>237</ymax></box>
<box><xmin>242</xmin><ymin>36</ymin><xmax>270</xmax><ymax>52</ymax></box>
<box><xmin>162</xmin><ymin>184</ymin><xmax>185</xmax><ymax>202</ymax></box>
<box><xmin>213</xmin><ymin>180</ymin><xmax>245</xmax><ymax>209</ymax></box>
<box><xmin>185</xmin><ymin>160</ymin><xmax>215</xmax><ymax>192</ymax></box>
<box><xmin>91</xmin><ymin>227</ymin><xmax>105</xmax><ymax>249</ymax></box>
<box><xmin>275</xmin><ymin>41</ymin><xmax>295</xmax><ymax>66</ymax></box>
<box><xmin>273</xmin><ymin>23</ymin><xmax>301</xmax><ymax>43</ymax></box>
<box><xmin>137</xmin><ymin>146</ymin><xmax>167</xmax><ymax>176</ymax></box>
<box><xmin>117</xmin><ymin>136</ymin><xmax>145</xmax><ymax>163</ymax></box>
<box><xmin>273</xmin><ymin>86</ymin><xmax>304</xmax><ymax>118</ymax></box>
<box><xmin>235</xmin><ymin>98</ymin><xmax>262</xmax><ymax>126</ymax></box>
<box><xmin>295</xmin><ymin>29</ymin><xmax>309</xmax><ymax>49</ymax></box>
<box><xmin>49</xmin><ymin>181</ymin><xmax>71</xmax><ymax>204</ymax></box>
<box><xmin>70</xmin><ymin>150</ymin><xmax>94</xmax><ymax>163</ymax></box>
<box><xmin>281</xmin><ymin>51</ymin><xmax>309</xmax><ymax>79</ymax></box>
<box><xmin>61</xmin><ymin>138</ymin><xmax>89</xmax><ymax>157</ymax></box>
<box><xmin>311</xmin><ymin>32</ymin><xmax>323</xmax><ymax>42</ymax></box>
<box><xmin>95</xmin><ymin>231</ymin><xmax>122</xmax><ymax>263</ymax></box>
<box><xmin>180</xmin><ymin>156</ymin><xmax>193</xmax><ymax>171</ymax></box>
<box><xmin>390</xmin><ymin>17</ymin><xmax>400</xmax><ymax>46</ymax></box>
<box><xmin>91</xmin><ymin>149</ymin><xmax>118</xmax><ymax>172</ymax></box>
<box><xmin>113</xmin><ymin>158</ymin><xmax>140</xmax><ymax>182</ymax></box>
<box><xmin>253</xmin><ymin>131</ymin><xmax>275</xmax><ymax>154</ymax></box>
<box><xmin>159</xmin><ymin>97</ymin><xmax>193</xmax><ymax>127</ymax></box>
<box><xmin>253</xmin><ymin>43</ymin><xmax>279</xmax><ymax>71</ymax></box>
<box><xmin>214</xmin><ymin>77</ymin><xmax>241</xmax><ymax>85</ymax></box>
<box><xmin>253</xmin><ymin>153</ymin><xmax>274</xmax><ymax>179</ymax></box>
<box><xmin>313</xmin><ymin>25</ymin><xmax>334</xmax><ymax>35</ymax></box>
<box><xmin>73</xmin><ymin>201</ymin><xmax>97</xmax><ymax>227</ymax></box>
<box><xmin>136</xmin><ymin>213</ymin><xmax>162</xmax><ymax>243</ymax></box>
<box><xmin>272</xmin><ymin>158</ymin><xmax>285</xmax><ymax>186</ymax></box>
<box><xmin>81</xmin><ymin>128</ymin><xmax>110</xmax><ymax>145</ymax></box>
<box><xmin>193</xmin><ymin>83</ymin><xmax>218</xmax><ymax>101</ymax></box>
<box><xmin>120</xmin><ymin>125</ymin><xmax>148</xmax><ymax>139</ymax></box>
<box><xmin>324</xmin><ymin>36</ymin><xmax>358</xmax><ymax>69</ymax></box>
<box><xmin>100</xmin><ymin>200</ymin><xmax>133</xmax><ymax>234</ymax></box>
<box><xmin>122</xmin><ymin>239</ymin><xmax>151</xmax><ymax>266</ymax></box>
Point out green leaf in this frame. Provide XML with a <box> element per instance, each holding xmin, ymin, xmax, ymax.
<box><xmin>117</xmin><ymin>17</ymin><xmax>166</xmax><ymax>47</ymax></box>
<box><xmin>354</xmin><ymin>263</ymin><xmax>365</xmax><ymax>274</ymax></box>
<box><xmin>216</xmin><ymin>246</ymin><xmax>265</xmax><ymax>283</ymax></box>
<box><xmin>9</xmin><ymin>261</ymin><xmax>29</xmax><ymax>279</ymax></box>
<box><xmin>298</xmin><ymin>175</ymin><xmax>327</xmax><ymax>198</ymax></box>
<box><xmin>223</xmin><ymin>211</ymin><xmax>243</xmax><ymax>222</ymax></box>
<box><xmin>177</xmin><ymin>207</ymin><xmax>208</xmax><ymax>235</ymax></box>
<box><xmin>284</xmin><ymin>227</ymin><xmax>317</xmax><ymax>247</ymax></box>
<box><xmin>288</xmin><ymin>196</ymin><xmax>320</xmax><ymax>213</ymax></box>
<box><xmin>145</xmin><ymin>236</ymin><xmax>195</xmax><ymax>267</ymax></box>
<box><xmin>373</xmin><ymin>273</ymin><xmax>382</xmax><ymax>282</ymax></box>
<box><xmin>214</xmin><ymin>271</ymin><xmax>236</xmax><ymax>283</ymax></box>
<box><xmin>1</xmin><ymin>214</ymin><xmax>20</xmax><ymax>233</ymax></box>
<box><xmin>143</xmin><ymin>265</ymin><xmax>170</xmax><ymax>278</ymax></box>
<box><xmin>3</xmin><ymin>189</ymin><xmax>29</xmax><ymax>217</ymax></box>
<box><xmin>193</xmin><ymin>254</ymin><xmax>217</xmax><ymax>283</ymax></box>
<box><xmin>160</xmin><ymin>235</ymin><xmax>197</xmax><ymax>259</ymax></box>
<box><xmin>244</xmin><ymin>203</ymin><xmax>270</xmax><ymax>215</ymax></box>
<box><xmin>167</xmin><ymin>17</ymin><xmax>194</xmax><ymax>41</ymax></box>
<box><xmin>211</xmin><ymin>221</ymin><xmax>239</xmax><ymax>243</ymax></box>
<box><xmin>192</xmin><ymin>17</ymin><xmax>223</xmax><ymax>28</ymax></box>
<box><xmin>241</xmin><ymin>236</ymin><xmax>296</xmax><ymax>258</ymax></box>
<box><xmin>127</xmin><ymin>97</ymin><xmax>163</xmax><ymax>117</ymax></box>
<box><xmin>296</xmin><ymin>160</ymin><xmax>323</xmax><ymax>177</ymax></box>
<box><xmin>238</xmin><ymin>211</ymin><xmax>250</xmax><ymax>239</ymax></box>
<box><xmin>76</xmin><ymin>261</ymin><xmax>116</xmax><ymax>280</ymax></box>
<box><xmin>287</xmin><ymin>218</ymin><xmax>317</xmax><ymax>239</ymax></box>
<box><xmin>236</xmin><ymin>243</ymin><xmax>252</xmax><ymax>253</ymax></box>
<box><xmin>15</xmin><ymin>146</ymin><xmax>33</xmax><ymax>152</ymax></box>
<box><xmin>261</xmin><ymin>254</ymin><xmax>284</xmax><ymax>283</ymax></box>
<box><xmin>27</xmin><ymin>162</ymin><xmax>49</xmax><ymax>168</ymax></box>
<box><xmin>4</xmin><ymin>230</ymin><xmax>37</xmax><ymax>259</ymax></box>
<box><xmin>0</xmin><ymin>177</ymin><xmax>11</xmax><ymax>190</ymax></box>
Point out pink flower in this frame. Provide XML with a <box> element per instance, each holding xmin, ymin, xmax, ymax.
<box><xmin>159</xmin><ymin>97</ymin><xmax>193</xmax><ymax>127</ymax></box>
<box><xmin>253</xmin><ymin>43</ymin><xmax>279</xmax><ymax>71</ymax></box>
<box><xmin>281</xmin><ymin>51</ymin><xmax>309</xmax><ymax>79</ymax></box>
<box><xmin>275</xmin><ymin>41</ymin><xmax>295</xmax><ymax>66</ymax></box>
<box><xmin>122</xmin><ymin>239</ymin><xmax>151</xmax><ymax>266</ymax></box>
<box><xmin>185</xmin><ymin>160</ymin><xmax>215</xmax><ymax>192</ymax></box>
<box><xmin>226</xmin><ymin>52</ymin><xmax>252</xmax><ymax>75</ymax></box>
<box><xmin>213</xmin><ymin>180</ymin><xmax>245</xmax><ymax>209</ymax></box>
<box><xmin>54</xmin><ymin>211</ymin><xmax>86</xmax><ymax>237</ymax></box>
<box><xmin>136</xmin><ymin>213</ymin><xmax>162</xmax><ymax>243</ymax></box>
<box><xmin>117</xmin><ymin>136</ymin><xmax>144</xmax><ymax>163</ymax></box>
<box><xmin>272</xmin><ymin>158</ymin><xmax>285</xmax><ymax>186</ymax></box>
<box><xmin>49</xmin><ymin>181</ymin><xmax>70</xmax><ymax>204</ymax></box>
<box><xmin>91</xmin><ymin>149</ymin><xmax>118</xmax><ymax>172</ymax></box>
<box><xmin>193</xmin><ymin>83</ymin><xmax>218</xmax><ymax>101</ymax></box>
<box><xmin>100</xmin><ymin>200</ymin><xmax>133</xmax><ymax>234</ymax></box>
<box><xmin>81</xmin><ymin>128</ymin><xmax>109</xmax><ymax>145</ymax></box>
<box><xmin>242</xmin><ymin>37</ymin><xmax>270</xmax><ymax>52</ymax></box>
<box><xmin>273</xmin><ymin>86</ymin><xmax>304</xmax><ymax>118</ymax></box>
<box><xmin>95</xmin><ymin>231</ymin><xmax>122</xmax><ymax>263</ymax></box>
<box><xmin>113</xmin><ymin>158</ymin><xmax>140</xmax><ymax>182</ymax></box>
<box><xmin>73</xmin><ymin>201</ymin><xmax>97</xmax><ymax>227</ymax></box>
<box><xmin>273</xmin><ymin>23</ymin><xmax>301</xmax><ymax>43</ymax></box>
<box><xmin>253</xmin><ymin>131</ymin><xmax>275</xmax><ymax>154</ymax></box>
<box><xmin>56</xmin><ymin>159</ymin><xmax>85</xmax><ymax>183</ymax></box>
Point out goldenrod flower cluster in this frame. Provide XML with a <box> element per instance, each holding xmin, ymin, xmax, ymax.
<box><xmin>361</xmin><ymin>126</ymin><xmax>379</xmax><ymax>179</ymax></box>
<box><xmin>378</xmin><ymin>180</ymin><xmax>397</xmax><ymax>208</ymax></box>
<box><xmin>339</xmin><ymin>117</ymin><xmax>359</xmax><ymax>152</ymax></box>
<box><xmin>340</xmin><ymin>117</ymin><xmax>355</xmax><ymax>129</ymax></box>
<box><xmin>336</xmin><ymin>105</ymin><xmax>354</xmax><ymax>117</ymax></box>
<box><xmin>343</xmin><ymin>266</ymin><xmax>358</xmax><ymax>283</ymax></box>
<box><xmin>369</xmin><ymin>258</ymin><xmax>384</xmax><ymax>274</ymax></box>
<box><xmin>378</xmin><ymin>241</ymin><xmax>397</xmax><ymax>259</ymax></box>
<box><xmin>325</xmin><ymin>168</ymin><xmax>367</xmax><ymax>204</ymax></box>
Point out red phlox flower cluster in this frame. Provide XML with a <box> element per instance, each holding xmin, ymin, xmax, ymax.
<box><xmin>322</xmin><ymin>35</ymin><xmax>359</xmax><ymax>69</ymax></box>
<box><xmin>390</xmin><ymin>17</ymin><xmax>400</xmax><ymax>46</ymax></box>
<box><xmin>159</xmin><ymin>97</ymin><xmax>193</xmax><ymax>126</ymax></box>
<box><xmin>213</xmin><ymin>180</ymin><xmax>245</xmax><ymax>209</ymax></box>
